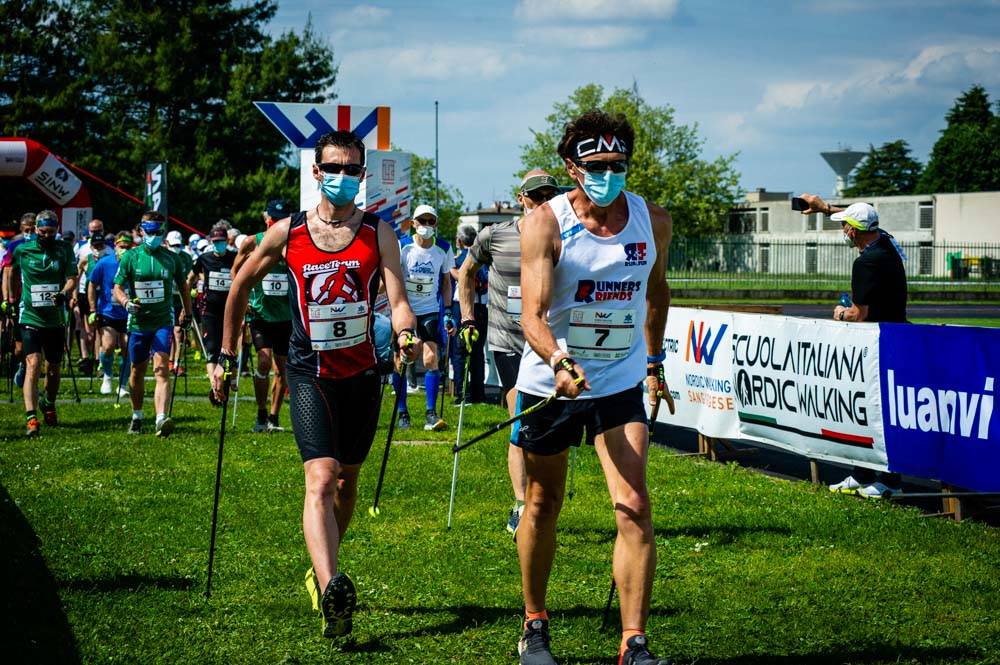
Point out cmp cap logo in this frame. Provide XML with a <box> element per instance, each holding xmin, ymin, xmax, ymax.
<box><xmin>624</xmin><ymin>242</ymin><xmax>647</xmax><ymax>266</ymax></box>
<box><xmin>576</xmin><ymin>134</ymin><xmax>629</xmax><ymax>158</ymax></box>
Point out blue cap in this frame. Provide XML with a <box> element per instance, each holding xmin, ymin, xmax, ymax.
<box><xmin>266</xmin><ymin>199</ymin><xmax>289</xmax><ymax>219</ymax></box>
<box><xmin>140</xmin><ymin>221</ymin><xmax>163</xmax><ymax>234</ymax></box>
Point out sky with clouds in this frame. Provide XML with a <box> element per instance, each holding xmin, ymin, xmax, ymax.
<box><xmin>268</xmin><ymin>0</ymin><xmax>1000</xmax><ymax>209</ymax></box>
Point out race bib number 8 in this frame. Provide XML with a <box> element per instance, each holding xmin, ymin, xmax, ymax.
<box><xmin>208</xmin><ymin>270</ymin><xmax>232</xmax><ymax>292</ymax></box>
<box><xmin>262</xmin><ymin>273</ymin><xmax>288</xmax><ymax>295</ymax></box>
<box><xmin>30</xmin><ymin>283</ymin><xmax>59</xmax><ymax>307</ymax></box>
<box><xmin>405</xmin><ymin>274</ymin><xmax>434</xmax><ymax>296</ymax></box>
<box><xmin>308</xmin><ymin>301</ymin><xmax>369</xmax><ymax>351</ymax></box>
<box><xmin>566</xmin><ymin>308</ymin><xmax>635</xmax><ymax>360</ymax></box>
<box><xmin>506</xmin><ymin>285</ymin><xmax>522</xmax><ymax>325</ymax></box>
<box><xmin>134</xmin><ymin>280</ymin><xmax>166</xmax><ymax>304</ymax></box>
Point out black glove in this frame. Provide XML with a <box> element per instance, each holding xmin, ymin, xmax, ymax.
<box><xmin>458</xmin><ymin>319</ymin><xmax>479</xmax><ymax>353</ymax></box>
<box><xmin>50</xmin><ymin>291</ymin><xmax>67</xmax><ymax>306</ymax></box>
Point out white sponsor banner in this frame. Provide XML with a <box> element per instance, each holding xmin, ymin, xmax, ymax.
<box><xmin>0</xmin><ymin>141</ymin><xmax>27</xmax><ymax>177</ymax></box>
<box><xmin>362</xmin><ymin>150</ymin><xmax>412</xmax><ymax>228</ymax></box>
<box><xmin>730</xmin><ymin>313</ymin><xmax>887</xmax><ymax>470</ymax></box>
<box><xmin>27</xmin><ymin>153</ymin><xmax>83</xmax><ymax>205</ymax></box>
<box><xmin>61</xmin><ymin>207</ymin><xmax>93</xmax><ymax>236</ymax></box>
<box><xmin>651</xmin><ymin>307</ymin><xmax>740</xmax><ymax>438</ymax></box>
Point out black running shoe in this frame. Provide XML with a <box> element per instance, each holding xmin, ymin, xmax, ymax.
<box><xmin>128</xmin><ymin>418</ymin><xmax>142</xmax><ymax>435</ymax></box>
<box><xmin>424</xmin><ymin>408</ymin><xmax>446</xmax><ymax>431</ymax></box>
<box><xmin>321</xmin><ymin>571</ymin><xmax>357</xmax><ymax>638</ymax></box>
<box><xmin>618</xmin><ymin>635</ymin><xmax>673</xmax><ymax>665</ymax></box>
<box><xmin>397</xmin><ymin>410</ymin><xmax>411</xmax><ymax>430</ymax></box>
<box><xmin>518</xmin><ymin>618</ymin><xmax>557</xmax><ymax>665</ymax></box>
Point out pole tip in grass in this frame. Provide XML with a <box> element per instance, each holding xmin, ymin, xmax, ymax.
<box><xmin>368</xmin><ymin>506</ymin><xmax>380</xmax><ymax>517</ymax></box>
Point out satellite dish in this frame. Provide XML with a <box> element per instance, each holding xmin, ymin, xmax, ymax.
<box><xmin>821</xmin><ymin>150</ymin><xmax>865</xmax><ymax>197</ymax></box>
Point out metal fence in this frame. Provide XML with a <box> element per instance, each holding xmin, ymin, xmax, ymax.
<box><xmin>667</xmin><ymin>238</ymin><xmax>1000</xmax><ymax>292</ymax></box>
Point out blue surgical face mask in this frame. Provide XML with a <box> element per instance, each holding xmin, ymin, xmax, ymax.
<box><xmin>143</xmin><ymin>233</ymin><xmax>163</xmax><ymax>249</ymax></box>
<box><xmin>319</xmin><ymin>173</ymin><xmax>361</xmax><ymax>206</ymax></box>
<box><xmin>25</xmin><ymin>232</ymin><xmax>37</xmax><ymax>241</ymax></box>
<box><xmin>580</xmin><ymin>169</ymin><xmax>626</xmax><ymax>208</ymax></box>
<box><xmin>213</xmin><ymin>240</ymin><xmax>227</xmax><ymax>254</ymax></box>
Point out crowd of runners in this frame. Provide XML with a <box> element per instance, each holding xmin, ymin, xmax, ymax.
<box><xmin>2</xmin><ymin>110</ymin><xmax>677</xmax><ymax>665</ymax></box>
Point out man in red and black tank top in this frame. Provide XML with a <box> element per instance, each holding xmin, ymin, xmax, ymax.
<box><xmin>213</xmin><ymin>131</ymin><xmax>419</xmax><ymax>641</ymax></box>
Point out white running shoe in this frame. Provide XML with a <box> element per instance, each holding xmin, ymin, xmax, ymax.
<box><xmin>829</xmin><ymin>475</ymin><xmax>863</xmax><ymax>493</ymax></box>
<box><xmin>100</xmin><ymin>376</ymin><xmax>113</xmax><ymax>395</ymax></box>
<box><xmin>857</xmin><ymin>482</ymin><xmax>899</xmax><ymax>499</ymax></box>
<box><xmin>118</xmin><ymin>386</ymin><xmax>130</xmax><ymax>398</ymax></box>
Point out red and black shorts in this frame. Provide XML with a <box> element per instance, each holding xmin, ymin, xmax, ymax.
<box><xmin>287</xmin><ymin>368</ymin><xmax>382</xmax><ymax>465</ymax></box>
<box><xmin>512</xmin><ymin>384</ymin><xmax>647</xmax><ymax>456</ymax></box>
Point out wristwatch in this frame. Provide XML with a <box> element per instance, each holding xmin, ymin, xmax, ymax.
<box><xmin>838</xmin><ymin>311</ymin><xmax>846</xmax><ymax>321</ymax></box>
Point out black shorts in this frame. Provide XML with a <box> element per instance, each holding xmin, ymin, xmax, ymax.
<box><xmin>77</xmin><ymin>295</ymin><xmax>90</xmax><ymax>317</ymax></box>
<box><xmin>415</xmin><ymin>312</ymin><xmax>442</xmax><ymax>345</ymax></box>
<box><xmin>287</xmin><ymin>369</ymin><xmax>382</xmax><ymax>465</ymax></box>
<box><xmin>20</xmin><ymin>325</ymin><xmax>64</xmax><ymax>364</ymax></box>
<box><xmin>251</xmin><ymin>319</ymin><xmax>291</xmax><ymax>357</ymax></box>
<box><xmin>97</xmin><ymin>315</ymin><xmax>127</xmax><ymax>334</ymax></box>
<box><xmin>513</xmin><ymin>384</ymin><xmax>648</xmax><ymax>456</ymax></box>
<box><xmin>492</xmin><ymin>350</ymin><xmax>521</xmax><ymax>392</ymax></box>
<box><xmin>201</xmin><ymin>313</ymin><xmax>223</xmax><ymax>364</ymax></box>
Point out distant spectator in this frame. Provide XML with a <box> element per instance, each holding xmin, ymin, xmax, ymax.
<box><xmin>451</xmin><ymin>224</ymin><xmax>487</xmax><ymax>404</ymax></box>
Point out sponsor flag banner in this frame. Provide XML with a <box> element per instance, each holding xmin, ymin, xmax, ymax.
<box><xmin>731</xmin><ymin>314</ymin><xmax>887</xmax><ymax>469</ymax></box>
<box><xmin>879</xmin><ymin>323</ymin><xmax>999</xmax><ymax>492</ymax></box>
<box><xmin>28</xmin><ymin>152</ymin><xmax>83</xmax><ymax>205</ymax></box>
<box><xmin>361</xmin><ymin>150</ymin><xmax>411</xmax><ymax>233</ymax></box>
<box><xmin>654</xmin><ymin>307</ymin><xmax>740</xmax><ymax>438</ymax></box>
<box><xmin>144</xmin><ymin>162</ymin><xmax>168</xmax><ymax>219</ymax></box>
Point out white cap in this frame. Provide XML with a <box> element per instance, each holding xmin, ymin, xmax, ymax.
<box><xmin>830</xmin><ymin>202</ymin><xmax>879</xmax><ymax>231</ymax></box>
<box><xmin>189</xmin><ymin>233</ymin><xmax>201</xmax><ymax>244</ymax></box>
<box><xmin>412</xmin><ymin>204</ymin><xmax>438</xmax><ymax>221</ymax></box>
<box><xmin>166</xmin><ymin>230</ymin><xmax>183</xmax><ymax>246</ymax></box>
<box><xmin>197</xmin><ymin>238</ymin><xmax>210</xmax><ymax>251</ymax></box>
<box><xmin>235</xmin><ymin>234</ymin><xmax>247</xmax><ymax>249</ymax></box>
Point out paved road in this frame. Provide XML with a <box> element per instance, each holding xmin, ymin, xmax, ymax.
<box><xmin>782</xmin><ymin>303</ymin><xmax>1000</xmax><ymax>319</ymax></box>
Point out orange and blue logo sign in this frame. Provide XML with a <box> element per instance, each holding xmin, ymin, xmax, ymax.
<box><xmin>685</xmin><ymin>320</ymin><xmax>727</xmax><ymax>365</ymax></box>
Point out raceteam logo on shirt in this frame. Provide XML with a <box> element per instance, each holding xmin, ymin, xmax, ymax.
<box><xmin>574</xmin><ymin>279</ymin><xmax>642</xmax><ymax>303</ymax></box>
<box><xmin>307</xmin><ymin>264</ymin><xmax>363</xmax><ymax>304</ymax></box>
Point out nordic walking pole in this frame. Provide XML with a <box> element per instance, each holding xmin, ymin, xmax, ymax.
<box><xmin>205</xmin><ymin>360</ymin><xmax>234</xmax><ymax>599</ymax></box>
<box><xmin>600</xmin><ymin>577</ymin><xmax>617</xmax><ymax>632</ymax></box>
<box><xmin>168</xmin><ymin>326</ymin><xmax>186</xmax><ymax>417</ymax></box>
<box><xmin>231</xmin><ymin>323</ymin><xmax>246</xmax><ymax>427</ymax></box>
<box><xmin>568</xmin><ymin>446</ymin><xmax>579</xmax><ymax>501</ymax></box>
<box><xmin>183</xmin><ymin>327</ymin><xmax>189</xmax><ymax>397</ymax></box>
<box><xmin>62</xmin><ymin>337</ymin><xmax>81</xmax><ymax>403</ymax></box>
<box><xmin>369</xmin><ymin>337</ymin><xmax>416</xmax><ymax>517</ymax></box>
<box><xmin>191</xmin><ymin>316</ymin><xmax>210</xmax><ymax>361</ymax></box>
<box><xmin>451</xmin><ymin>378</ymin><xmax>582</xmax><ymax>455</ymax></box>
<box><xmin>446</xmin><ymin>355</ymin><xmax>472</xmax><ymax>528</ymax></box>
<box><xmin>439</xmin><ymin>326</ymin><xmax>451</xmax><ymax>419</ymax></box>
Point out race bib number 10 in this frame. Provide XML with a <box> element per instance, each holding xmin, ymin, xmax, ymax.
<box><xmin>506</xmin><ymin>285</ymin><xmax>522</xmax><ymax>325</ymax></box>
<box><xmin>308</xmin><ymin>301</ymin><xmax>369</xmax><ymax>351</ymax></box>
<box><xmin>262</xmin><ymin>273</ymin><xmax>288</xmax><ymax>295</ymax></box>
<box><xmin>134</xmin><ymin>280</ymin><xmax>165</xmax><ymax>304</ymax></box>
<box><xmin>566</xmin><ymin>308</ymin><xmax>635</xmax><ymax>360</ymax></box>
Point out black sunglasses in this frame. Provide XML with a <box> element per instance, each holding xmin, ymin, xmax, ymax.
<box><xmin>573</xmin><ymin>159</ymin><xmax>629</xmax><ymax>174</ymax></box>
<box><xmin>525</xmin><ymin>188</ymin><xmax>558</xmax><ymax>204</ymax></box>
<box><xmin>317</xmin><ymin>162</ymin><xmax>364</xmax><ymax>176</ymax></box>
<box><xmin>415</xmin><ymin>216</ymin><xmax>437</xmax><ymax>226</ymax></box>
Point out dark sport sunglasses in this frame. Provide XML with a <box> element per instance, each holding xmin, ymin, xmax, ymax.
<box><xmin>317</xmin><ymin>162</ymin><xmax>364</xmax><ymax>176</ymax></box>
<box><xmin>573</xmin><ymin>159</ymin><xmax>629</xmax><ymax>174</ymax></box>
<box><xmin>525</xmin><ymin>188</ymin><xmax>558</xmax><ymax>204</ymax></box>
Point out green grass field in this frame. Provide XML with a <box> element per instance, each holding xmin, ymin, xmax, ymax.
<box><xmin>3</xmin><ymin>376</ymin><xmax>1000</xmax><ymax>664</ymax></box>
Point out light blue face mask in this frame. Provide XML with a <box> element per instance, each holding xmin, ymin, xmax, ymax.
<box><xmin>143</xmin><ymin>233</ymin><xmax>163</xmax><ymax>249</ymax></box>
<box><xmin>320</xmin><ymin>173</ymin><xmax>361</xmax><ymax>206</ymax></box>
<box><xmin>213</xmin><ymin>240</ymin><xmax>227</xmax><ymax>254</ymax></box>
<box><xmin>580</xmin><ymin>170</ymin><xmax>626</xmax><ymax>207</ymax></box>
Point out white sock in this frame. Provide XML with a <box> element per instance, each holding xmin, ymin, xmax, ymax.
<box><xmin>156</xmin><ymin>413</ymin><xmax>166</xmax><ymax>424</ymax></box>
<box><xmin>132</xmin><ymin>410</ymin><xmax>143</xmax><ymax>420</ymax></box>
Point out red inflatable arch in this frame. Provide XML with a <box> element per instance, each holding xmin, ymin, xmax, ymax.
<box><xmin>0</xmin><ymin>138</ymin><xmax>93</xmax><ymax>234</ymax></box>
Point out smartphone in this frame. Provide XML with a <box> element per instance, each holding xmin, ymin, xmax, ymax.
<box><xmin>791</xmin><ymin>197</ymin><xmax>808</xmax><ymax>211</ymax></box>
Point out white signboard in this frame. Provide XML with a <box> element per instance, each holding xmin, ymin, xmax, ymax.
<box><xmin>27</xmin><ymin>153</ymin><xmax>83</xmax><ymax>205</ymax></box>
<box><xmin>0</xmin><ymin>140</ymin><xmax>27</xmax><ymax>177</ymax></box>
<box><xmin>652</xmin><ymin>307</ymin><xmax>740</xmax><ymax>439</ymax></box>
<box><xmin>730</xmin><ymin>313</ymin><xmax>887</xmax><ymax>470</ymax></box>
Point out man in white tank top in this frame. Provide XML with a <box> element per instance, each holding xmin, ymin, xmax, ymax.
<box><xmin>513</xmin><ymin>111</ymin><xmax>675</xmax><ymax>665</ymax></box>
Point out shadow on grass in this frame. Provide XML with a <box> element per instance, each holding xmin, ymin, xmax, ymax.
<box><xmin>59</xmin><ymin>573</ymin><xmax>196</xmax><ymax>593</ymax></box>
<box><xmin>561</xmin><ymin>524</ymin><xmax>792</xmax><ymax>546</ymax></box>
<box><xmin>691</xmin><ymin>644</ymin><xmax>979</xmax><ymax>664</ymax></box>
<box><xmin>0</xmin><ymin>482</ymin><xmax>81</xmax><ymax>664</ymax></box>
<box><xmin>63</xmin><ymin>414</ymin><xmax>202</xmax><ymax>431</ymax></box>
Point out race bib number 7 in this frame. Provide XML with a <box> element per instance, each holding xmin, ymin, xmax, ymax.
<box><xmin>134</xmin><ymin>280</ymin><xmax>166</xmax><ymax>304</ymax></box>
<box><xmin>308</xmin><ymin>301</ymin><xmax>369</xmax><ymax>351</ymax></box>
<box><xmin>566</xmin><ymin>308</ymin><xmax>635</xmax><ymax>360</ymax></box>
<box><xmin>30</xmin><ymin>283</ymin><xmax>59</xmax><ymax>307</ymax></box>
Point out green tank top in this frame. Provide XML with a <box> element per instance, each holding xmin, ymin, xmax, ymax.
<box><xmin>248</xmin><ymin>232</ymin><xmax>291</xmax><ymax>322</ymax></box>
<box><xmin>12</xmin><ymin>239</ymin><xmax>75</xmax><ymax>328</ymax></box>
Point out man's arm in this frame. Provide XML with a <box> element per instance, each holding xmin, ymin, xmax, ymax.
<box><xmin>799</xmin><ymin>193</ymin><xmax>845</xmax><ymax>217</ymax></box>
<box><xmin>644</xmin><ymin>203</ymin><xmax>674</xmax><ymax>411</ymax></box>
<box><xmin>458</xmin><ymin>252</ymin><xmax>486</xmax><ymax>322</ymax></box>
<box><xmin>377</xmin><ymin>221</ymin><xmax>418</xmax><ymax>353</ymax></box>
<box><xmin>231</xmin><ymin>234</ymin><xmax>257</xmax><ymax>277</ymax></box>
<box><xmin>520</xmin><ymin>207</ymin><xmax>589</xmax><ymax>397</ymax></box>
<box><xmin>174</xmin><ymin>260</ymin><xmax>193</xmax><ymax>321</ymax></box>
